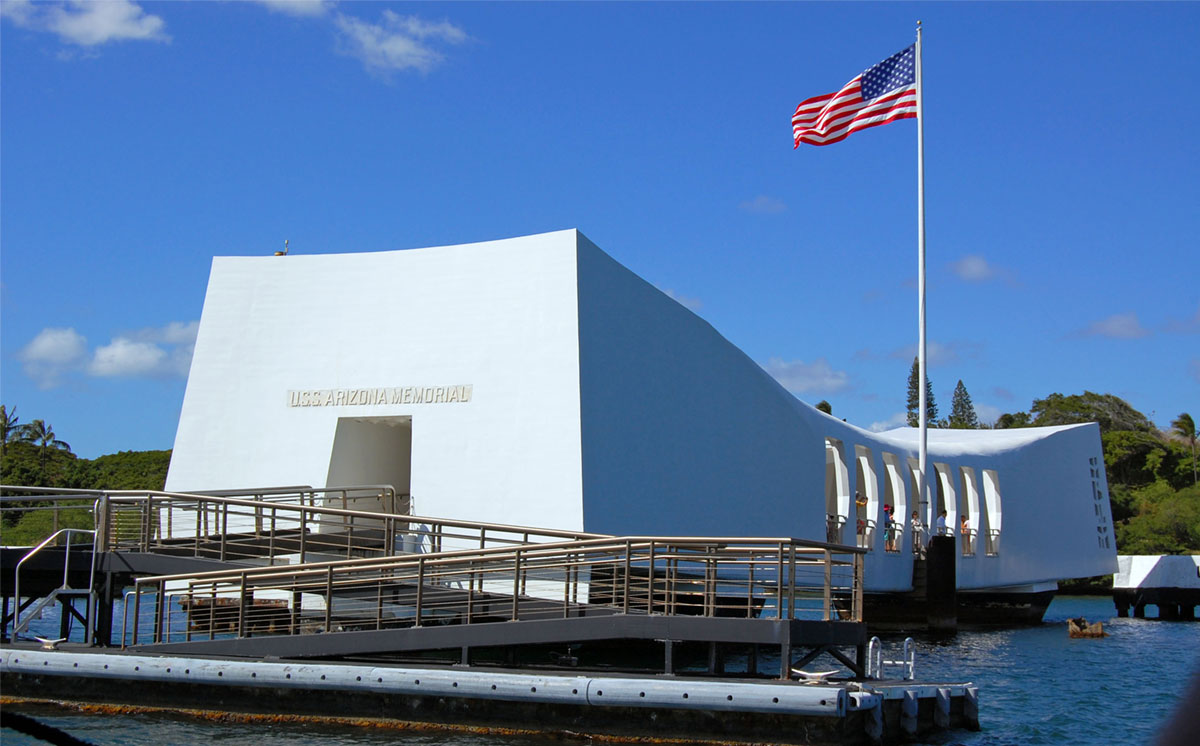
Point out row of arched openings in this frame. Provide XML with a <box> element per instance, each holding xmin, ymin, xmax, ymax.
<box><xmin>824</xmin><ymin>437</ymin><xmax>1002</xmax><ymax>557</ymax></box>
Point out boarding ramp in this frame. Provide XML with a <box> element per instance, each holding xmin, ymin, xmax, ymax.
<box><xmin>125</xmin><ymin>535</ymin><xmax>868</xmax><ymax>678</ymax></box>
<box><xmin>2</xmin><ymin>484</ymin><xmax>599</xmax><ymax>645</ymax></box>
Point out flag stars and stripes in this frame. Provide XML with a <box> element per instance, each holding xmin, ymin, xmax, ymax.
<box><xmin>792</xmin><ymin>44</ymin><xmax>918</xmax><ymax>148</ymax></box>
<box><xmin>861</xmin><ymin>46</ymin><xmax>915</xmax><ymax>102</ymax></box>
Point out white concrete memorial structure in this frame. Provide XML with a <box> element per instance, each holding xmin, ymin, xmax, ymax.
<box><xmin>167</xmin><ymin>229</ymin><xmax>1116</xmax><ymax>609</ymax></box>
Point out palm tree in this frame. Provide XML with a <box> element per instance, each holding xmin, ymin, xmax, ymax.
<box><xmin>25</xmin><ymin>419</ymin><xmax>71</xmax><ymax>486</ymax></box>
<box><xmin>1</xmin><ymin>404</ymin><xmax>32</xmax><ymax>465</ymax></box>
<box><xmin>1172</xmin><ymin>412</ymin><xmax>1197</xmax><ymax>485</ymax></box>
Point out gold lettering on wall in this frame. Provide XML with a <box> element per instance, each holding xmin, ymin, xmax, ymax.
<box><xmin>287</xmin><ymin>385</ymin><xmax>473</xmax><ymax>408</ymax></box>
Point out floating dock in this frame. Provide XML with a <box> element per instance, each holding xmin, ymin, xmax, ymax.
<box><xmin>1113</xmin><ymin>555</ymin><xmax>1200</xmax><ymax>620</ymax></box>
<box><xmin>3</xmin><ymin>486</ymin><xmax>981</xmax><ymax>744</ymax></box>
<box><xmin>2</xmin><ymin>647</ymin><xmax>978</xmax><ymax>745</ymax></box>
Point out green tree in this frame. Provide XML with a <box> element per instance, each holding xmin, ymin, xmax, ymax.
<box><xmin>995</xmin><ymin>411</ymin><xmax>1032</xmax><ymax>429</ymax></box>
<box><xmin>1</xmin><ymin>404</ymin><xmax>32</xmax><ymax>464</ymax></box>
<box><xmin>1171</xmin><ymin>412</ymin><xmax>1197</xmax><ymax>485</ymax></box>
<box><xmin>948</xmin><ymin>380</ymin><xmax>980</xmax><ymax>429</ymax></box>
<box><xmin>1103</xmin><ymin>430</ymin><xmax>1167</xmax><ymax>487</ymax></box>
<box><xmin>25</xmin><ymin>419</ymin><xmax>71</xmax><ymax>486</ymax></box>
<box><xmin>1116</xmin><ymin>482</ymin><xmax>1200</xmax><ymax>554</ymax></box>
<box><xmin>1030</xmin><ymin>392</ymin><xmax>1154</xmax><ymax>434</ymax></box>
<box><xmin>905</xmin><ymin>357</ymin><xmax>938</xmax><ymax>428</ymax></box>
<box><xmin>815</xmin><ymin>400</ymin><xmax>832</xmax><ymax>415</ymax></box>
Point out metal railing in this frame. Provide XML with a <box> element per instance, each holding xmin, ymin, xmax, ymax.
<box><xmin>960</xmin><ymin>528</ymin><xmax>977</xmax><ymax>556</ymax></box>
<box><xmin>985</xmin><ymin>528</ymin><xmax>1000</xmax><ymax>556</ymax></box>
<box><xmin>866</xmin><ymin>636</ymin><xmax>915</xmax><ymax>680</ymax></box>
<box><xmin>825</xmin><ymin>514</ymin><xmax>846</xmax><ymax>544</ymax></box>
<box><xmin>855</xmin><ymin>518</ymin><xmax>876</xmax><ymax>550</ymax></box>
<box><xmin>11</xmin><ymin>527</ymin><xmax>99</xmax><ymax>640</ymax></box>
<box><xmin>3</xmin><ymin>486</ymin><xmax>600</xmax><ymax>566</ymax></box>
<box><xmin>128</xmin><ymin>536</ymin><xmax>866</xmax><ymax>646</ymax></box>
<box><xmin>883</xmin><ymin>524</ymin><xmax>903</xmax><ymax>553</ymax></box>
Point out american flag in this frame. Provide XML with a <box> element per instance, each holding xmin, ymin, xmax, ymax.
<box><xmin>792</xmin><ymin>45</ymin><xmax>917</xmax><ymax>148</ymax></box>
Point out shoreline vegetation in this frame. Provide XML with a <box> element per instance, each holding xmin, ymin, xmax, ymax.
<box><xmin>2</xmin><ymin>393</ymin><xmax>1197</xmax><ymax>567</ymax></box>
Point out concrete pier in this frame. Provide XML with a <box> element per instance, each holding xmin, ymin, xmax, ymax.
<box><xmin>1113</xmin><ymin>555</ymin><xmax>1200</xmax><ymax>621</ymax></box>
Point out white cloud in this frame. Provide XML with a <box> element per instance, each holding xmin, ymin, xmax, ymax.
<box><xmin>662</xmin><ymin>289</ymin><xmax>702</xmax><ymax>311</ymax></box>
<box><xmin>0</xmin><ymin>0</ymin><xmax>37</xmax><ymax>26</ymax></box>
<box><xmin>949</xmin><ymin>254</ymin><xmax>997</xmax><ymax>282</ymax></box>
<box><xmin>251</xmin><ymin>0</ymin><xmax>334</xmax><ymax>17</ymax></box>
<box><xmin>888</xmin><ymin>341</ymin><xmax>977</xmax><ymax>367</ymax></box>
<box><xmin>763</xmin><ymin>357</ymin><xmax>850</xmax><ymax>395</ymax></box>
<box><xmin>739</xmin><ymin>195</ymin><xmax>787</xmax><ymax>215</ymax></box>
<box><xmin>3</xmin><ymin>1</ymin><xmax>170</xmax><ymax>47</ymax></box>
<box><xmin>1080</xmin><ymin>312</ymin><xmax>1150</xmax><ymax>339</ymax></box>
<box><xmin>974</xmin><ymin>402</ymin><xmax>1003</xmax><ymax>427</ymax></box>
<box><xmin>334</xmin><ymin>10</ymin><xmax>466</xmax><ymax>74</ymax></box>
<box><xmin>18</xmin><ymin>327</ymin><xmax>89</xmax><ymax>389</ymax></box>
<box><xmin>127</xmin><ymin>320</ymin><xmax>200</xmax><ymax>346</ymax></box>
<box><xmin>868</xmin><ymin>412</ymin><xmax>909</xmax><ymax>432</ymax></box>
<box><xmin>89</xmin><ymin>338</ymin><xmax>167</xmax><ymax>377</ymax></box>
<box><xmin>17</xmin><ymin>321</ymin><xmax>197</xmax><ymax>388</ymax></box>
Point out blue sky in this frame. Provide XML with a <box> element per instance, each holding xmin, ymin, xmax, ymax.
<box><xmin>2</xmin><ymin>1</ymin><xmax>1197</xmax><ymax>459</ymax></box>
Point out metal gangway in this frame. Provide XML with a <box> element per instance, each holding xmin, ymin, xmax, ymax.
<box><xmin>2</xmin><ymin>484</ymin><xmax>598</xmax><ymax>645</ymax></box>
<box><xmin>122</xmin><ymin>534</ymin><xmax>867</xmax><ymax>678</ymax></box>
<box><xmin>2</xmin><ymin>485</ymin><xmax>600</xmax><ymax>565</ymax></box>
<box><xmin>3</xmin><ymin>485</ymin><xmax>868</xmax><ymax>678</ymax></box>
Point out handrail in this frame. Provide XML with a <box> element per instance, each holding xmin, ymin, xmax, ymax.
<box><xmin>867</xmin><ymin>636</ymin><xmax>915</xmax><ymax>680</ymax></box>
<box><xmin>128</xmin><ymin>534</ymin><xmax>865</xmax><ymax>645</ymax></box>
<box><xmin>12</xmin><ymin>526</ymin><xmax>98</xmax><ymax>639</ymax></box>
<box><xmin>2</xmin><ymin>485</ymin><xmax>605</xmax><ymax>566</ymax></box>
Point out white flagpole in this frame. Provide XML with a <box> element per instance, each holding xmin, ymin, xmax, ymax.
<box><xmin>916</xmin><ymin>21</ymin><xmax>929</xmax><ymax>526</ymax></box>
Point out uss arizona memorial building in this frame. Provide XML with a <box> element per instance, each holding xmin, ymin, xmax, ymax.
<box><xmin>166</xmin><ymin>230</ymin><xmax>1116</xmax><ymax>598</ymax></box>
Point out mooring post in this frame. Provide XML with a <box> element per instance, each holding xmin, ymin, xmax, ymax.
<box><xmin>901</xmin><ymin>690</ymin><xmax>919</xmax><ymax>736</ymax></box>
<box><xmin>964</xmin><ymin>685</ymin><xmax>981</xmax><ymax>730</ymax></box>
<box><xmin>934</xmin><ymin>687</ymin><xmax>952</xmax><ymax>728</ymax></box>
<box><xmin>865</xmin><ymin>696</ymin><xmax>884</xmax><ymax>744</ymax></box>
<box><xmin>926</xmin><ymin>535</ymin><xmax>957</xmax><ymax>633</ymax></box>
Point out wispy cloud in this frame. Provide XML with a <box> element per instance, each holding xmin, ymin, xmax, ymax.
<box><xmin>738</xmin><ymin>195</ymin><xmax>787</xmax><ymax>215</ymax></box>
<box><xmin>18</xmin><ymin>327</ymin><xmax>89</xmax><ymax>389</ymax></box>
<box><xmin>1164</xmin><ymin>304</ymin><xmax>1200</xmax><ymax>334</ymax></box>
<box><xmin>1</xmin><ymin>0</ymin><xmax>169</xmax><ymax>47</ymax></box>
<box><xmin>868</xmin><ymin>411</ymin><xmax>908</xmax><ymax>432</ymax></box>
<box><xmin>763</xmin><ymin>357</ymin><xmax>850</xmax><ymax>395</ymax></box>
<box><xmin>334</xmin><ymin>10</ymin><xmax>466</xmax><ymax>75</ymax></box>
<box><xmin>251</xmin><ymin>0</ymin><xmax>334</xmax><ymax>18</ymax></box>
<box><xmin>887</xmin><ymin>340</ymin><xmax>980</xmax><ymax>367</ymax></box>
<box><xmin>948</xmin><ymin>254</ymin><xmax>997</xmax><ymax>282</ymax></box>
<box><xmin>18</xmin><ymin>321</ymin><xmax>199</xmax><ymax>388</ymax></box>
<box><xmin>1078</xmin><ymin>312</ymin><xmax>1150</xmax><ymax>339</ymax></box>
<box><xmin>974</xmin><ymin>402</ymin><xmax>1003</xmax><ymax>427</ymax></box>
<box><xmin>661</xmin><ymin>288</ymin><xmax>702</xmax><ymax>312</ymax></box>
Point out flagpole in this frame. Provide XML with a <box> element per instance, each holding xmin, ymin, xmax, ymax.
<box><xmin>915</xmin><ymin>21</ymin><xmax>929</xmax><ymax>526</ymax></box>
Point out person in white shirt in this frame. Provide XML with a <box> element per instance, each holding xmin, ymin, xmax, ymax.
<box><xmin>910</xmin><ymin>511</ymin><xmax>925</xmax><ymax>556</ymax></box>
<box><xmin>935</xmin><ymin>509</ymin><xmax>948</xmax><ymax>536</ymax></box>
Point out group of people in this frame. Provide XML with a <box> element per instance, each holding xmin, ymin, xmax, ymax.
<box><xmin>855</xmin><ymin>496</ymin><xmax>973</xmax><ymax>557</ymax></box>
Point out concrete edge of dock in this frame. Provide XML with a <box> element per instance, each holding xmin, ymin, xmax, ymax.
<box><xmin>1</xmin><ymin>647</ymin><xmax>979</xmax><ymax>745</ymax></box>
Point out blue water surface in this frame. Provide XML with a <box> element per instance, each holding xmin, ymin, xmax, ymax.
<box><xmin>4</xmin><ymin>597</ymin><xmax>1197</xmax><ymax>745</ymax></box>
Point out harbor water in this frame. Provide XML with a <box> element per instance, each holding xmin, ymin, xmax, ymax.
<box><xmin>4</xmin><ymin>596</ymin><xmax>1197</xmax><ymax>745</ymax></box>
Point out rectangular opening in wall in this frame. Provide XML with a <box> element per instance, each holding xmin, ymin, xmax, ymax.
<box><xmin>854</xmin><ymin>445</ymin><xmax>878</xmax><ymax>551</ymax></box>
<box><xmin>881</xmin><ymin>452</ymin><xmax>906</xmax><ymax>553</ymax></box>
<box><xmin>325</xmin><ymin>416</ymin><xmax>413</xmax><ymax>516</ymax></box>
<box><xmin>825</xmin><ymin>438</ymin><xmax>849</xmax><ymax>544</ymax></box>
<box><xmin>982</xmin><ymin>469</ymin><xmax>1003</xmax><ymax>555</ymax></box>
